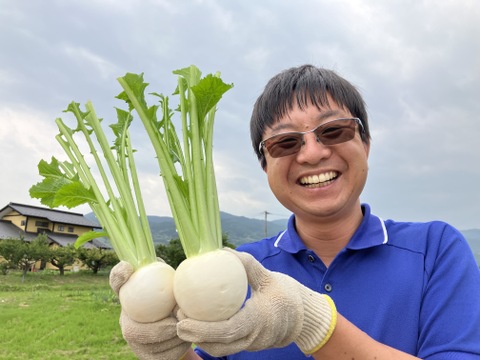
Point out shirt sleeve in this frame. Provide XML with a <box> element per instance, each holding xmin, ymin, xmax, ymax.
<box><xmin>418</xmin><ymin>224</ymin><xmax>480</xmax><ymax>359</ymax></box>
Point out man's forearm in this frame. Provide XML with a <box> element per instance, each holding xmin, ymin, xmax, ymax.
<box><xmin>182</xmin><ymin>348</ymin><xmax>202</xmax><ymax>360</ymax></box>
<box><xmin>181</xmin><ymin>315</ymin><xmax>420</xmax><ymax>360</ymax></box>
<box><xmin>312</xmin><ymin>314</ymin><xmax>421</xmax><ymax>360</ymax></box>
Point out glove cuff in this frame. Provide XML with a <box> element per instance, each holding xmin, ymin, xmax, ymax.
<box><xmin>295</xmin><ymin>289</ymin><xmax>337</xmax><ymax>355</ymax></box>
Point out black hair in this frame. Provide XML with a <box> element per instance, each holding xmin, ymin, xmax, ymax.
<box><xmin>250</xmin><ymin>65</ymin><xmax>371</xmax><ymax>168</ymax></box>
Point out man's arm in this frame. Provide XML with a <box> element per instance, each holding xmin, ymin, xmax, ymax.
<box><xmin>182</xmin><ymin>348</ymin><xmax>202</xmax><ymax>360</ymax></box>
<box><xmin>183</xmin><ymin>315</ymin><xmax>420</xmax><ymax>360</ymax></box>
<box><xmin>177</xmin><ymin>249</ymin><xmax>421</xmax><ymax>359</ymax></box>
<box><xmin>312</xmin><ymin>314</ymin><xmax>419</xmax><ymax>360</ymax></box>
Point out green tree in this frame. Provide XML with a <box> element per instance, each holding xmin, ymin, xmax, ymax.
<box><xmin>156</xmin><ymin>233</ymin><xmax>236</xmax><ymax>269</ymax></box>
<box><xmin>222</xmin><ymin>233</ymin><xmax>236</xmax><ymax>249</ymax></box>
<box><xmin>155</xmin><ymin>238</ymin><xmax>185</xmax><ymax>269</ymax></box>
<box><xmin>49</xmin><ymin>244</ymin><xmax>77</xmax><ymax>275</ymax></box>
<box><xmin>0</xmin><ymin>239</ymin><xmax>18</xmax><ymax>275</ymax></box>
<box><xmin>77</xmin><ymin>247</ymin><xmax>118</xmax><ymax>274</ymax></box>
<box><xmin>0</xmin><ymin>234</ymin><xmax>50</xmax><ymax>280</ymax></box>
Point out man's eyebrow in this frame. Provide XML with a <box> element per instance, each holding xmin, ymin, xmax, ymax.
<box><xmin>316</xmin><ymin>109</ymin><xmax>344</xmax><ymax>121</ymax></box>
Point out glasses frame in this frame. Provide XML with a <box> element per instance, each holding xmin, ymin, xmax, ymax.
<box><xmin>259</xmin><ymin>117</ymin><xmax>364</xmax><ymax>158</ymax></box>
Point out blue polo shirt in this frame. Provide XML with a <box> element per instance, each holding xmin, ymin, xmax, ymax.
<box><xmin>195</xmin><ymin>204</ymin><xmax>480</xmax><ymax>359</ymax></box>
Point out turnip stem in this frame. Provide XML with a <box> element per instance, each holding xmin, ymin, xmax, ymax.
<box><xmin>31</xmin><ymin>100</ymin><xmax>157</xmax><ymax>269</ymax></box>
<box><xmin>116</xmin><ymin>66</ymin><xmax>233</xmax><ymax>258</ymax></box>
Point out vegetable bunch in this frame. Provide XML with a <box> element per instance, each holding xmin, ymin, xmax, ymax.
<box><xmin>30</xmin><ymin>65</ymin><xmax>247</xmax><ymax>323</ymax></box>
<box><xmin>116</xmin><ymin>65</ymin><xmax>233</xmax><ymax>258</ymax></box>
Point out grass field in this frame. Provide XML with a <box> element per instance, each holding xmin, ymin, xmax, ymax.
<box><xmin>0</xmin><ymin>269</ymin><xmax>137</xmax><ymax>360</ymax></box>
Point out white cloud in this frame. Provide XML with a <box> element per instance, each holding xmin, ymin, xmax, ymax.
<box><xmin>0</xmin><ymin>69</ymin><xmax>18</xmax><ymax>85</ymax></box>
<box><xmin>0</xmin><ymin>0</ymin><xmax>479</xmax><ymax>230</ymax></box>
<box><xmin>0</xmin><ymin>106</ymin><xmax>64</xmax><ymax>208</ymax></box>
<box><xmin>62</xmin><ymin>45</ymin><xmax>121</xmax><ymax>80</ymax></box>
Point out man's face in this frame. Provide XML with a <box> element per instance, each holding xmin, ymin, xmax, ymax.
<box><xmin>262</xmin><ymin>96</ymin><xmax>370</xmax><ymax>223</ymax></box>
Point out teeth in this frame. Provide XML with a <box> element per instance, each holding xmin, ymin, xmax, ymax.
<box><xmin>300</xmin><ymin>171</ymin><xmax>337</xmax><ymax>185</ymax></box>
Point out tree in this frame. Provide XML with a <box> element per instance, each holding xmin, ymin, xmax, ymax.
<box><xmin>77</xmin><ymin>247</ymin><xmax>118</xmax><ymax>274</ymax></box>
<box><xmin>155</xmin><ymin>233</ymin><xmax>236</xmax><ymax>269</ymax></box>
<box><xmin>49</xmin><ymin>244</ymin><xmax>77</xmax><ymax>275</ymax></box>
<box><xmin>0</xmin><ymin>261</ymin><xmax>8</xmax><ymax>275</ymax></box>
<box><xmin>0</xmin><ymin>239</ymin><xmax>18</xmax><ymax>275</ymax></box>
<box><xmin>156</xmin><ymin>238</ymin><xmax>185</xmax><ymax>269</ymax></box>
<box><xmin>0</xmin><ymin>234</ymin><xmax>50</xmax><ymax>281</ymax></box>
<box><xmin>222</xmin><ymin>233</ymin><xmax>236</xmax><ymax>249</ymax></box>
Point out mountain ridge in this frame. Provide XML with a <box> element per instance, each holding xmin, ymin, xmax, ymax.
<box><xmin>85</xmin><ymin>212</ymin><xmax>480</xmax><ymax>264</ymax></box>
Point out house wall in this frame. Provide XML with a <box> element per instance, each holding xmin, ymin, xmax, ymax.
<box><xmin>1</xmin><ymin>209</ymin><xmax>93</xmax><ymax>236</ymax></box>
<box><xmin>2</xmin><ymin>211</ymin><xmax>27</xmax><ymax>231</ymax></box>
<box><xmin>0</xmin><ymin>205</ymin><xmax>100</xmax><ymax>272</ymax></box>
<box><xmin>26</xmin><ymin>217</ymin><xmax>54</xmax><ymax>233</ymax></box>
<box><xmin>52</xmin><ymin>223</ymin><xmax>91</xmax><ymax>236</ymax></box>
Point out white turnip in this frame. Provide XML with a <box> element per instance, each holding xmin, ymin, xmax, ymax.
<box><xmin>31</xmin><ymin>67</ymin><xmax>242</xmax><ymax>332</ymax></box>
<box><xmin>174</xmin><ymin>249</ymin><xmax>248</xmax><ymax>321</ymax></box>
<box><xmin>119</xmin><ymin>261</ymin><xmax>176</xmax><ymax>323</ymax></box>
<box><xmin>118</xmin><ymin>68</ymin><xmax>245</xmax><ymax>321</ymax></box>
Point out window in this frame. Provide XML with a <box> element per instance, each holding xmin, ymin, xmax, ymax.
<box><xmin>58</xmin><ymin>225</ymin><xmax>65</xmax><ymax>231</ymax></box>
<box><xmin>21</xmin><ymin>220</ymin><xmax>26</xmax><ymax>226</ymax></box>
<box><xmin>68</xmin><ymin>226</ymin><xmax>74</xmax><ymax>233</ymax></box>
<box><xmin>35</xmin><ymin>221</ymin><xmax>49</xmax><ymax>228</ymax></box>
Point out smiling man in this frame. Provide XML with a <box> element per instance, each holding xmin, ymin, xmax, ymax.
<box><xmin>111</xmin><ymin>65</ymin><xmax>480</xmax><ymax>360</ymax></box>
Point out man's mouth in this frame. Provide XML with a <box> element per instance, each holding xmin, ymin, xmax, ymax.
<box><xmin>299</xmin><ymin>171</ymin><xmax>339</xmax><ymax>188</ymax></box>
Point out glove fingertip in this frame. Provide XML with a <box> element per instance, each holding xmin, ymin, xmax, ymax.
<box><xmin>175</xmin><ymin>307</ymin><xmax>187</xmax><ymax>321</ymax></box>
<box><xmin>228</xmin><ymin>250</ymin><xmax>270</xmax><ymax>290</ymax></box>
<box><xmin>109</xmin><ymin>261</ymin><xmax>134</xmax><ymax>295</ymax></box>
<box><xmin>223</xmin><ymin>248</ymin><xmax>256</xmax><ymax>268</ymax></box>
<box><xmin>176</xmin><ymin>319</ymin><xmax>194</xmax><ymax>342</ymax></box>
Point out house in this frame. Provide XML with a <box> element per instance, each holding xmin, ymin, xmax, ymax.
<box><xmin>0</xmin><ymin>202</ymin><xmax>110</xmax><ymax>249</ymax></box>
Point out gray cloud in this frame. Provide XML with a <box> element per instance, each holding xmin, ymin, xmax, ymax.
<box><xmin>0</xmin><ymin>0</ymin><xmax>478</xmax><ymax>230</ymax></box>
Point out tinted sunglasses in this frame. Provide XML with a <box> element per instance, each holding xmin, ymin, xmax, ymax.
<box><xmin>259</xmin><ymin>117</ymin><xmax>364</xmax><ymax>158</ymax></box>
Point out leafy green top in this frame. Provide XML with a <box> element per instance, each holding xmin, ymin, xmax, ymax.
<box><xmin>117</xmin><ymin>65</ymin><xmax>233</xmax><ymax>258</ymax></box>
<box><xmin>30</xmin><ymin>65</ymin><xmax>233</xmax><ymax>266</ymax></box>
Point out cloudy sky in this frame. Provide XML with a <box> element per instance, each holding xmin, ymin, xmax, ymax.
<box><xmin>1</xmin><ymin>0</ymin><xmax>479</xmax><ymax>231</ymax></box>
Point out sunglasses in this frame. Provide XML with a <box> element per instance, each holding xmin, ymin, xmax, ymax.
<box><xmin>259</xmin><ymin>117</ymin><xmax>364</xmax><ymax>158</ymax></box>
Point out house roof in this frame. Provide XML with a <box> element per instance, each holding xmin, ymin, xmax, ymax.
<box><xmin>91</xmin><ymin>236</ymin><xmax>113</xmax><ymax>249</ymax></box>
<box><xmin>0</xmin><ymin>220</ymin><xmax>37</xmax><ymax>241</ymax></box>
<box><xmin>0</xmin><ymin>222</ymin><xmax>97</xmax><ymax>249</ymax></box>
<box><xmin>0</xmin><ymin>202</ymin><xmax>113</xmax><ymax>250</ymax></box>
<box><xmin>47</xmin><ymin>233</ymin><xmax>96</xmax><ymax>249</ymax></box>
<box><xmin>0</xmin><ymin>202</ymin><xmax>100</xmax><ymax>228</ymax></box>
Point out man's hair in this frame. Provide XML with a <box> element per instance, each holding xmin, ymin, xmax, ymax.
<box><xmin>250</xmin><ymin>64</ymin><xmax>371</xmax><ymax>168</ymax></box>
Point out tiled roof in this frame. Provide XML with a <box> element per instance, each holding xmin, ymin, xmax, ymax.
<box><xmin>0</xmin><ymin>222</ymin><xmax>98</xmax><ymax>249</ymax></box>
<box><xmin>91</xmin><ymin>237</ymin><xmax>113</xmax><ymax>249</ymax></box>
<box><xmin>0</xmin><ymin>202</ymin><xmax>100</xmax><ymax>228</ymax></box>
<box><xmin>0</xmin><ymin>203</ymin><xmax>113</xmax><ymax>250</ymax></box>
<box><xmin>48</xmin><ymin>233</ymin><xmax>96</xmax><ymax>249</ymax></box>
<box><xmin>0</xmin><ymin>220</ymin><xmax>37</xmax><ymax>241</ymax></box>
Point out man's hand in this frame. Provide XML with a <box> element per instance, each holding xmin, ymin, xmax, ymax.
<box><xmin>110</xmin><ymin>261</ymin><xmax>192</xmax><ymax>360</ymax></box>
<box><xmin>176</xmin><ymin>249</ymin><xmax>337</xmax><ymax>356</ymax></box>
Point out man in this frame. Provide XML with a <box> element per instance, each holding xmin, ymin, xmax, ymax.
<box><xmin>111</xmin><ymin>65</ymin><xmax>480</xmax><ymax>359</ymax></box>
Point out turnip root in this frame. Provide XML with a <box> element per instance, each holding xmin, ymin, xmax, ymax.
<box><xmin>119</xmin><ymin>261</ymin><xmax>176</xmax><ymax>323</ymax></box>
<box><xmin>174</xmin><ymin>249</ymin><xmax>248</xmax><ymax>321</ymax></box>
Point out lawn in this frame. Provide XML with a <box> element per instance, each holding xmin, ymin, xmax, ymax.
<box><xmin>0</xmin><ymin>269</ymin><xmax>137</xmax><ymax>360</ymax></box>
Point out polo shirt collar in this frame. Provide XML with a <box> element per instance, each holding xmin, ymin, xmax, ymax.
<box><xmin>273</xmin><ymin>204</ymin><xmax>388</xmax><ymax>254</ymax></box>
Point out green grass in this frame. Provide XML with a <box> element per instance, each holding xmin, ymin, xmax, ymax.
<box><xmin>0</xmin><ymin>270</ymin><xmax>137</xmax><ymax>360</ymax></box>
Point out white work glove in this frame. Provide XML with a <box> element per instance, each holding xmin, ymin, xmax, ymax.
<box><xmin>177</xmin><ymin>249</ymin><xmax>337</xmax><ymax>356</ymax></box>
<box><xmin>110</xmin><ymin>261</ymin><xmax>191</xmax><ymax>360</ymax></box>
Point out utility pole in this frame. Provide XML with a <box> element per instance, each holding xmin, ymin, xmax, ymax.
<box><xmin>264</xmin><ymin>211</ymin><xmax>271</xmax><ymax>238</ymax></box>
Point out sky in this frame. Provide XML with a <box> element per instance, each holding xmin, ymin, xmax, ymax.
<box><xmin>0</xmin><ymin>0</ymin><xmax>479</xmax><ymax>231</ymax></box>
